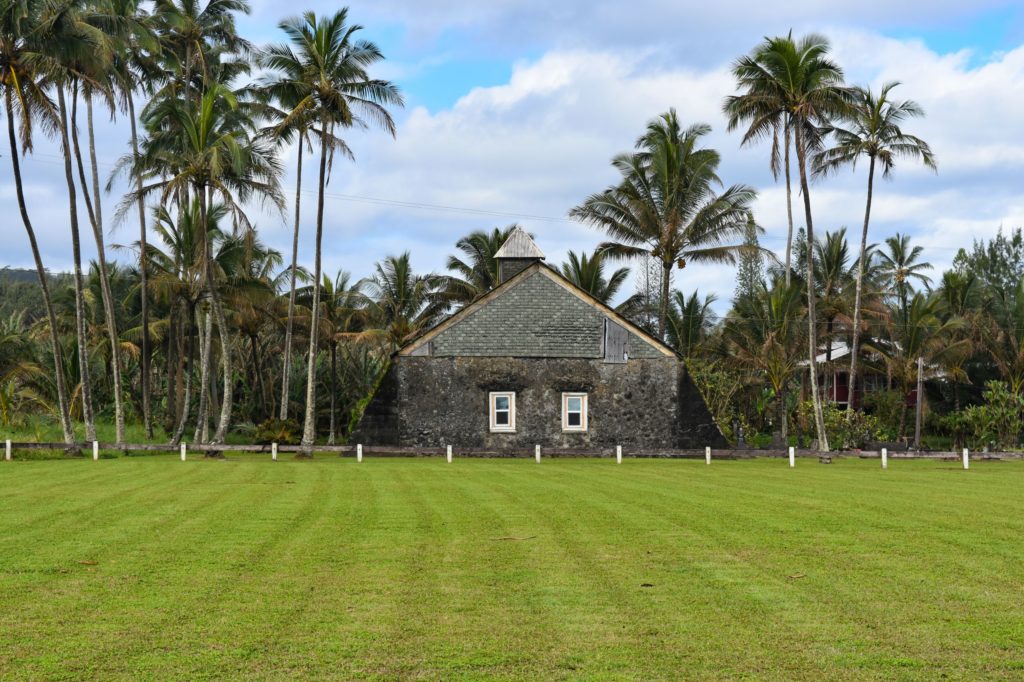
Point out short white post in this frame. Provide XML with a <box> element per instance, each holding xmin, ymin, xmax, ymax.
<box><xmin>5</xmin><ymin>439</ymin><xmax>11</xmax><ymax>461</ymax></box>
<box><xmin>271</xmin><ymin>442</ymin><xmax>278</xmax><ymax>462</ymax></box>
<box><xmin>881</xmin><ymin>447</ymin><xmax>888</xmax><ymax>469</ymax></box>
<box><xmin>788</xmin><ymin>446</ymin><xmax>795</xmax><ymax>468</ymax></box>
<box><xmin>616</xmin><ymin>445</ymin><xmax>622</xmax><ymax>464</ymax></box>
<box><xmin>705</xmin><ymin>446</ymin><xmax>711</xmax><ymax>465</ymax></box>
<box><xmin>357</xmin><ymin>443</ymin><xmax>363</xmax><ymax>463</ymax></box>
<box><xmin>180</xmin><ymin>442</ymin><xmax>186</xmax><ymax>461</ymax></box>
<box><xmin>92</xmin><ymin>441</ymin><xmax>99</xmax><ymax>461</ymax></box>
<box><xmin>962</xmin><ymin>447</ymin><xmax>969</xmax><ymax>470</ymax></box>
<box><xmin>446</xmin><ymin>444</ymin><xmax>453</xmax><ymax>464</ymax></box>
<box><xmin>535</xmin><ymin>444</ymin><xmax>541</xmax><ymax>464</ymax></box>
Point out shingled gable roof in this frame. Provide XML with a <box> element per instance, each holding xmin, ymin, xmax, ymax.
<box><xmin>398</xmin><ymin>261</ymin><xmax>677</xmax><ymax>358</ymax></box>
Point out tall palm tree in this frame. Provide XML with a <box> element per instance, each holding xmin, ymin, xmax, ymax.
<box><xmin>442</xmin><ymin>225</ymin><xmax>518</xmax><ymax>306</ymax></box>
<box><xmin>560</xmin><ymin>249</ymin><xmax>629</xmax><ymax>305</ymax></box>
<box><xmin>724</xmin><ymin>32</ymin><xmax>798</xmax><ymax>286</ymax></box>
<box><xmin>260</xmin><ymin>8</ymin><xmax>402</xmax><ymax>450</ymax></box>
<box><xmin>117</xmin><ymin>83</ymin><xmax>283</xmax><ymax>443</ymax></box>
<box><xmin>815</xmin><ymin>82</ymin><xmax>936</xmax><ymax>412</ymax></box>
<box><xmin>725</xmin><ymin>33</ymin><xmax>851</xmax><ymax>451</ymax></box>
<box><xmin>878</xmin><ymin>233</ymin><xmax>932</xmax><ymax>322</ymax></box>
<box><xmin>315</xmin><ymin>271</ymin><xmax>365</xmax><ymax>444</ymax></box>
<box><xmin>666</xmin><ymin>291</ymin><xmax>717</xmax><ymax>359</ymax></box>
<box><xmin>34</xmin><ymin>0</ymin><xmax>115</xmax><ymax>443</ymax></box>
<box><xmin>812</xmin><ymin>228</ymin><xmax>856</xmax><ymax>402</ymax></box>
<box><xmin>570</xmin><ymin>109</ymin><xmax>755</xmax><ymax>340</ymax></box>
<box><xmin>1</xmin><ymin>0</ymin><xmax>75</xmax><ymax>444</ymax></box>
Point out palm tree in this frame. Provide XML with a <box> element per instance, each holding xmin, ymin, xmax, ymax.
<box><xmin>878</xmin><ymin>233</ymin><xmax>933</xmax><ymax>322</ymax></box>
<box><xmin>725</xmin><ymin>33</ymin><xmax>851</xmax><ymax>452</ymax></box>
<box><xmin>260</xmin><ymin>9</ymin><xmax>402</xmax><ymax>451</ymax></box>
<box><xmin>869</xmin><ymin>292</ymin><xmax>966</xmax><ymax>440</ymax></box>
<box><xmin>315</xmin><ymin>271</ymin><xmax>365</xmax><ymax>444</ymax></box>
<box><xmin>666</xmin><ymin>291</ymin><xmax>717</xmax><ymax>359</ymax></box>
<box><xmin>724</xmin><ymin>33</ymin><xmax>798</xmax><ymax>286</ymax></box>
<box><xmin>723</xmin><ymin>278</ymin><xmax>806</xmax><ymax>443</ymax></box>
<box><xmin>362</xmin><ymin>253</ymin><xmax>444</xmax><ymax>349</ymax></box>
<box><xmin>34</xmin><ymin>0</ymin><xmax>116</xmax><ymax>443</ymax></box>
<box><xmin>1</xmin><ymin>0</ymin><xmax>75</xmax><ymax>444</ymax></box>
<box><xmin>560</xmin><ymin>249</ymin><xmax>629</xmax><ymax>305</ymax></box>
<box><xmin>442</xmin><ymin>225</ymin><xmax>518</xmax><ymax>305</ymax></box>
<box><xmin>570</xmin><ymin>109</ymin><xmax>755</xmax><ymax>340</ymax></box>
<box><xmin>117</xmin><ymin>84</ymin><xmax>283</xmax><ymax>444</ymax></box>
<box><xmin>815</xmin><ymin>82</ymin><xmax>936</xmax><ymax>412</ymax></box>
<box><xmin>812</xmin><ymin>228</ymin><xmax>855</xmax><ymax>402</ymax></box>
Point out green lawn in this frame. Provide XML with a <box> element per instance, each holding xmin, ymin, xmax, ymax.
<box><xmin>1</xmin><ymin>456</ymin><xmax>1022</xmax><ymax>680</ymax></box>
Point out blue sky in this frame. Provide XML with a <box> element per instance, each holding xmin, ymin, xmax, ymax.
<box><xmin>5</xmin><ymin>0</ymin><xmax>1024</xmax><ymax>309</ymax></box>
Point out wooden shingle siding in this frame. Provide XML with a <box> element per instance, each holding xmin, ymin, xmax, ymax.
<box><xmin>429</xmin><ymin>269</ymin><xmax>663</xmax><ymax>359</ymax></box>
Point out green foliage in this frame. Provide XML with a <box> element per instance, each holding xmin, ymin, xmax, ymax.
<box><xmin>863</xmin><ymin>390</ymin><xmax>904</xmax><ymax>441</ymax></box>
<box><xmin>952</xmin><ymin>227</ymin><xmax>1024</xmax><ymax>298</ymax></box>
<box><xmin>937</xmin><ymin>381</ymin><xmax>1024</xmax><ymax>449</ymax></box>
<box><xmin>799</xmin><ymin>401</ymin><xmax>883</xmax><ymax>449</ymax></box>
<box><xmin>253</xmin><ymin>418</ymin><xmax>301</xmax><ymax>445</ymax></box>
<box><xmin>686</xmin><ymin>358</ymin><xmax>744</xmax><ymax>443</ymax></box>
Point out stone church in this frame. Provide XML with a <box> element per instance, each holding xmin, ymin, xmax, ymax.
<box><xmin>352</xmin><ymin>228</ymin><xmax>725</xmax><ymax>449</ymax></box>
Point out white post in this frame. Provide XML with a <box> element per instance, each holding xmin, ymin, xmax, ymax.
<box><xmin>357</xmin><ymin>443</ymin><xmax>363</xmax><ymax>463</ymax></box>
<box><xmin>881</xmin><ymin>447</ymin><xmax>888</xmax><ymax>469</ymax></box>
<box><xmin>535</xmin><ymin>444</ymin><xmax>541</xmax><ymax>464</ymax></box>
<box><xmin>788</xmin><ymin>446</ymin><xmax>795</xmax><ymax>468</ymax></box>
<box><xmin>271</xmin><ymin>442</ymin><xmax>278</xmax><ymax>462</ymax></box>
<box><xmin>93</xmin><ymin>441</ymin><xmax>99</xmax><ymax>461</ymax></box>
<box><xmin>5</xmin><ymin>439</ymin><xmax>11</xmax><ymax>461</ymax></box>
<box><xmin>446</xmin><ymin>444</ymin><xmax>453</xmax><ymax>464</ymax></box>
<box><xmin>705</xmin><ymin>446</ymin><xmax>711</xmax><ymax>465</ymax></box>
<box><xmin>616</xmin><ymin>445</ymin><xmax>622</xmax><ymax>464</ymax></box>
<box><xmin>962</xmin><ymin>447</ymin><xmax>969</xmax><ymax>470</ymax></box>
<box><xmin>180</xmin><ymin>442</ymin><xmax>186</xmax><ymax>462</ymax></box>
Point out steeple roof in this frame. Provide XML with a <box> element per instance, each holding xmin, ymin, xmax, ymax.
<box><xmin>494</xmin><ymin>226</ymin><xmax>545</xmax><ymax>260</ymax></box>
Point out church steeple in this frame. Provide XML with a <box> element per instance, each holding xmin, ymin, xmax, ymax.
<box><xmin>494</xmin><ymin>226</ymin><xmax>545</xmax><ymax>283</ymax></box>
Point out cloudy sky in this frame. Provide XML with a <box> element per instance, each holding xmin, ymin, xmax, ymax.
<box><xmin>4</xmin><ymin>0</ymin><xmax>1024</xmax><ymax>309</ymax></box>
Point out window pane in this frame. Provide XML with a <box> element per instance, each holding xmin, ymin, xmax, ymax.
<box><xmin>495</xmin><ymin>410</ymin><xmax>509</xmax><ymax>426</ymax></box>
<box><xmin>567</xmin><ymin>412</ymin><xmax>582</xmax><ymax>427</ymax></box>
<box><xmin>567</xmin><ymin>397</ymin><xmax>582</xmax><ymax>412</ymax></box>
<box><xmin>495</xmin><ymin>396</ymin><xmax>509</xmax><ymax>410</ymax></box>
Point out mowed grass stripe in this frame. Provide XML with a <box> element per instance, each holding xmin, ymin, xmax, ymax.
<box><xmin>0</xmin><ymin>457</ymin><xmax>1022</xmax><ymax>680</ymax></box>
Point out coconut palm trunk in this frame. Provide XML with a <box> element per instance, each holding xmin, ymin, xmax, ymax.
<box><xmin>848</xmin><ymin>154</ymin><xmax>876</xmax><ymax>415</ymax></box>
<box><xmin>783</xmin><ymin>122</ymin><xmax>795</xmax><ymax>286</ymax></box>
<box><xmin>280</xmin><ymin>132</ymin><xmax>303</xmax><ymax>420</ymax></box>
<box><xmin>73</xmin><ymin>91</ymin><xmax>125</xmax><ymax>444</ymax></box>
<box><xmin>201</xmin><ymin>190</ymin><xmax>234</xmax><ymax>445</ymax></box>
<box><xmin>659</xmin><ymin>260</ymin><xmax>672</xmax><ymax>340</ymax></box>
<box><xmin>328</xmin><ymin>340</ymin><xmax>337</xmax><ymax>445</ymax></box>
<box><xmin>193</xmin><ymin>305</ymin><xmax>212</xmax><ymax>443</ymax></box>
<box><xmin>128</xmin><ymin>93</ymin><xmax>153</xmax><ymax>439</ymax></box>
<box><xmin>301</xmin><ymin>132</ymin><xmax>330</xmax><ymax>452</ymax></box>
<box><xmin>793</xmin><ymin>125</ymin><xmax>829</xmax><ymax>452</ymax></box>
<box><xmin>5</xmin><ymin>91</ymin><xmax>76</xmax><ymax>445</ymax></box>
<box><xmin>56</xmin><ymin>86</ymin><xmax>97</xmax><ymax>442</ymax></box>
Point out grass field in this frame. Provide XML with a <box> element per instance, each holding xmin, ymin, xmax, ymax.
<box><xmin>1</xmin><ymin>456</ymin><xmax>1022</xmax><ymax>680</ymax></box>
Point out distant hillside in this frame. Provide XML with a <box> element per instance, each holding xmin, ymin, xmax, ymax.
<box><xmin>0</xmin><ymin>268</ymin><xmax>72</xmax><ymax>321</ymax></box>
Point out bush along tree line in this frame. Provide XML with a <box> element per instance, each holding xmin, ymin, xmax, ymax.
<box><xmin>1</xmin><ymin>11</ymin><xmax>1021</xmax><ymax>453</ymax></box>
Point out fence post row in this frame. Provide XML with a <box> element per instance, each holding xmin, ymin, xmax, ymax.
<box><xmin>788</xmin><ymin>446</ymin><xmax>795</xmax><ymax>468</ymax></box>
<box><xmin>881</xmin><ymin>447</ymin><xmax>888</xmax><ymax>469</ymax></box>
<box><xmin>616</xmin><ymin>445</ymin><xmax>622</xmax><ymax>464</ymax></box>
<box><xmin>446</xmin><ymin>444</ymin><xmax>453</xmax><ymax>463</ymax></box>
<box><xmin>705</xmin><ymin>446</ymin><xmax>711</xmax><ymax>465</ymax></box>
<box><xmin>535</xmin><ymin>444</ymin><xmax>541</xmax><ymax>463</ymax></box>
<box><xmin>92</xmin><ymin>441</ymin><xmax>99</xmax><ymax>461</ymax></box>
<box><xmin>962</xmin><ymin>447</ymin><xmax>970</xmax><ymax>470</ymax></box>
<box><xmin>5</xmin><ymin>439</ymin><xmax>11</xmax><ymax>461</ymax></box>
<box><xmin>180</xmin><ymin>443</ymin><xmax>186</xmax><ymax>462</ymax></box>
<box><xmin>357</xmin><ymin>444</ymin><xmax>363</xmax><ymax>463</ymax></box>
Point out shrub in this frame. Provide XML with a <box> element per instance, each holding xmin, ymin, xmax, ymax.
<box><xmin>937</xmin><ymin>381</ymin><xmax>1024</xmax><ymax>449</ymax></box>
<box><xmin>254</xmin><ymin>418</ymin><xmax>301</xmax><ymax>445</ymax></box>
<box><xmin>799</xmin><ymin>401</ymin><xmax>883</xmax><ymax>450</ymax></box>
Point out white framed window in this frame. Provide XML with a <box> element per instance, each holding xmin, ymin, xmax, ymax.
<box><xmin>489</xmin><ymin>392</ymin><xmax>516</xmax><ymax>432</ymax></box>
<box><xmin>562</xmin><ymin>393</ymin><xmax>588</xmax><ymax>432</ymax></box>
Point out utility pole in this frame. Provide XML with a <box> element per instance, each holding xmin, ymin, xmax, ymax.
<box><xmin>913</xmin><ymin>356</ymin><xmax>924</xmax><ymax>450</ymax></box>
